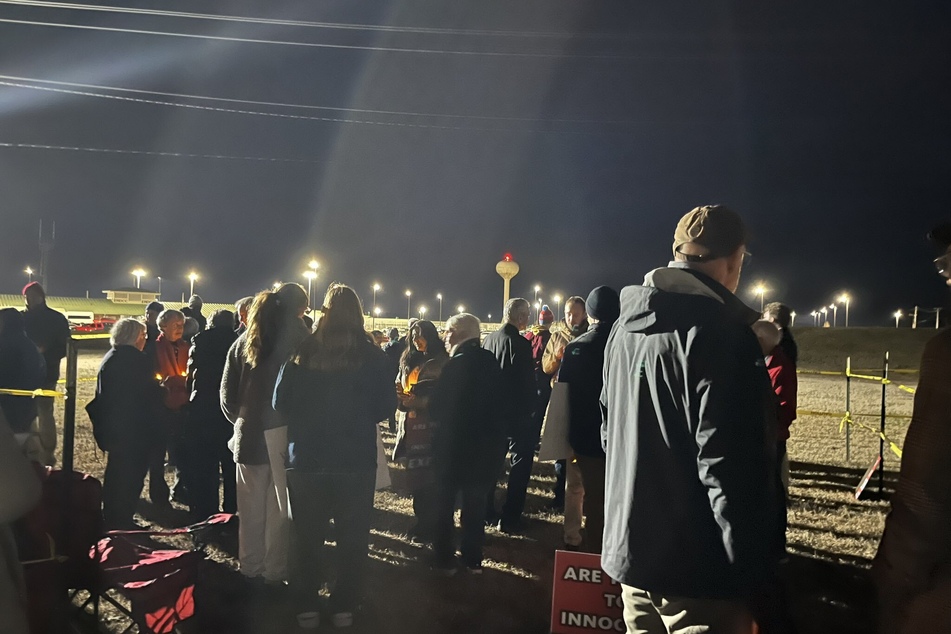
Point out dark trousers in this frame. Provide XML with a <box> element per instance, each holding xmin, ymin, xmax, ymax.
<box><xmin>575</xmin><ymin>455</ymin><xmax>606</xmax><ymax>553</ymax></box>
<box><xmin>434</xmin><ymin>477</ymin><xmax>491</xmax><ymax>568</ymax></box>
<box><xmin>411</xmin><ymin>483</ymin><xmax>438</xmax><ymax>539</ymax></box>
<box><xmin>495</xmin><ymin>416</ymin><xmax>542</xmax><ymax>524</ymax></box>
<box><xmin>287</xmin><ymin>469</ymin><xmax>375</xmax><ymax>613</ymax></box>
<box><xmin>186</xmin><ymin>430</ymin><xmax>237</xmax><ymax>518</ymax></box>
<box><xmin>552</xmin><ymin>459</ymin><xmax>567</xmax><ymax>506</ymax></box>
<box><xmin>103</xmin><ymin>444</ymin><xmax>150</xmax><ymax>528</ymax></box>
<box><xmin>148</xmin><ymin>419</ymin><xmax>171</xmax><ymax>503</ymax></box>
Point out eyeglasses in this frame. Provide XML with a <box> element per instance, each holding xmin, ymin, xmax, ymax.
<box><xmin>935</xmin><ymin>253</ymin><xmax>951</xmax><ymax>279</ymax></box>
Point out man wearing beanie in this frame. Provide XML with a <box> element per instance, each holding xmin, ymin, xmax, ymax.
<box><xmin>601</xmin><ymin>205</ymin><xmax>776</xmax><ymax>632</ymax></box>
<box><xmin>556</xmin><ymin>286</ymin><xmax>620</xmax><ymax>554</ymax></box>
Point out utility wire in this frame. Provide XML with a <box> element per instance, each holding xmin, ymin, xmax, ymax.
<box><xmin>0</xmin><ymin>141</ymin><xmax>321</xmax><ymax>162</ymax></box>
<box><xmin>0</xmin><ymin>80</ymin><xmax>559</xmax><ymax>132</ymax></box>
<box><xmin>0</xmin><ymin>17</ymin><xmax>644</xmax><ymax>60</ymax></box>
<box><xmin>0</xmin><ymin>74</ymin><xmax>632</xmax><ymax>125</ymax></box>
<box><xmin>0</xmin><ymin>0</ymin><xmax>631</xmax><ymax>40</ymax></box>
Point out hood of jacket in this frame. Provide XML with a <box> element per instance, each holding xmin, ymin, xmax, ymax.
<box><xmin>618</xmin><ymin>262</ymin><xmax>760</xmax><ymax>334</ymax></box>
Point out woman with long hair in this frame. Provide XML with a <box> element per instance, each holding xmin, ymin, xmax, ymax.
<box><xmin>221</xmin><ymin>283</ymin><xmax>309</xmax><ymax>588</ymax></box>
<box><xmin>274</xmin><ymin>283</ymin><xmax>394</xmax><ymax>629</ymax></box>
<box><xmin>392</xmin><ymin>319</ymin><xmax>449</xmax><ymax>542</ymax></box>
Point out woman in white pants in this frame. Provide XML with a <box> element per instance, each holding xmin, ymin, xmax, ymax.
<box><xmin>221</xmin><ymin>284</ymin><xmax>310</xmax><ymax>586</ymax></box>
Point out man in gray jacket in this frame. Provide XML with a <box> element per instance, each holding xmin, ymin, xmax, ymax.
<box><xmin>601</xmin><ymin>205</ymin><xmax>776</xmax><ymax>633</ymax></box>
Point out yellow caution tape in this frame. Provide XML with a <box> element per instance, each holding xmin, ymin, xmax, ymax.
<box><xmin>0</xmin><ymin>388</ymin><xmax>63</xmax><ymax>398</ymax></box>
<box><xmin>836</xmin><ymin>412</ymin><xmax>903</xmax><ymax>459</ymax></box>
<box><xmin>56</xmin><ymin>377</ymin><xmax>97</xmax><ymax>384</ymax></box>
<box><xmin>70</xmin><ymin>333</ymin><xmax>112</xmax><ymax>340</ymax></box>
<box><xmin>797</xmin><ymin>368</ymin><xmax>917</xmax><ymax>395</ymax></box>
<box><xmin>797</xmin><ymin>408</ymin><xmax>911</xmax><ymax>421</ymax></box>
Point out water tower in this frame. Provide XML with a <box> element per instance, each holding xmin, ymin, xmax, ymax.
<box><xmin>496</xmin><ymin>253</ymin><xmax>520</xmax><ymax>305</ymax></box>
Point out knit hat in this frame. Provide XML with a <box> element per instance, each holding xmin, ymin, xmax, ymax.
<box><xmin>538</xmin><ymin>305</ymin><xmax>554</xmax><ymax>325</ymax></box>
<box><xmin>673</xmin><ymin>205</ymin><xmax>748</xmax><ymax>260</ymax></box>
<box><xmin>585</xmin><ymin>286</ymin><xmax>620</xmax><ymax>323</ymax></box>
<box><xmin>146</xmin><ymin>301</ymin><xmax>165</xmax><ymax>313</ymax></box>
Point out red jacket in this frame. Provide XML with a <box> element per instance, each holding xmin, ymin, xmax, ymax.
<box><xmin>766</xmin><ymin>345</ymin><xmax>797</xmax><ymax>441</ymax></box>
<box><xmin>154</xmin><ymin>335</ymin><xmax>190</xmax><ymax>411</ymax></box>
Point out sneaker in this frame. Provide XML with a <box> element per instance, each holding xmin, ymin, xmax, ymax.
<box><xmin>331</xmin><ymin>612</ymin><xmax>354</xmax><ymax>628</ymax></box>
<box><xmin>296</xmin><ymin>611</ymin><xmax>320</xmax><ymax>630</ymax></box>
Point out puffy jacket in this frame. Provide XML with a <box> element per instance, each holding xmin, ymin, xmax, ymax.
<box><xmin>600</xmin><ymin>263</ymin><xmax>775</xmax><ymax>601</ymax></box>
<box><xmin>558</xmin><ymin>322</ymin><xmax>612</xmax><ymax>458</ymax></box>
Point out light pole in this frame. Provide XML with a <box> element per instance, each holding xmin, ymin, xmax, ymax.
<box><xmin>821</xmin><ymin>307</ymin><xmax>828</xmax><ymax>326</ymax></box>
<box><xmin>373</xmin><ymin>306</ymin><xmax>381</xmax><ymax>329</ymax></box>
<box><xmin>418</xmin><ymin>305</ymin><xmax>427</xmax><ymax>320</ymax></box>
<box><xmin>188</xmin><ymin>272</ymin><xmax>199</xmax><ymax>297</ymax></box>
<box><xmin>838</xmin><ymin>293</ymin><xmax>851</xmax><ymax>327</ymax></box>
<box><xmin>372</xmin><ymin>283</ymin><xmax>381</xmax><ymax>315</ymax></box>
<box><xmin>457</xmin><ymin>305</ymin><xmax>465</xmax><ymax>314</ymax></box>
<box><xmin>752</xmin><ymin>284</ymin><xmax>767</xmax><ymax>312</ymax></box>
<box><xmin>810</xmin><ymin>311</ymin><xmax>817</xmax><ymax>327</ymax></box>
<box><xmin>24</xmin><ymin>266</ymin><xmax>33</xmax><ymax>283</ymax></box>
<box><xmin>303</xmin><ymin>270</ymin><xmax>317</xmax><ymax>309</ymax></box>
<box><xmin>533</xmin><ymin>285</ymin><xmax>541</xmax><ymax>322</ymax></box>
<box><xmin>405</xmin><ymin>290</ymin><xmax>412</xmax><ymax>321</ymax></box>
<box><xmin>436</xmin><ymin>293</ymin><xmax>443</xmax><ymax>322</ymax></box>
<box><xmin>894</xmin><ymin>310</ymin><xmax>903</xmax><ymax>328</ymax></box>
<box><xmin>131</xmin><ymin>268</ymin><xmax>146</xmax><ymax>289</ymax></box>
<box><xmin>829</xmin><ymin>303</ymin><xmax>838</xmax><ymax>328</ymax></box>
<box><xmin>552</xmin><ymin>294</ymin><xmax>562</xmax><ymax>321</ymax></box>
<box><xmin>309</xmin><ymin>260</ymin><xmax>320</xmax><ymax>275</ymax></box>
<box><xmin>157</xmin><ymin>276</ymin><xmax>162</xmax><ymax>299</ymax></box>
<box><xmin>790</xmin><ymin>311</ymin><xmax>796</xmax><ymax>327</ymax></box>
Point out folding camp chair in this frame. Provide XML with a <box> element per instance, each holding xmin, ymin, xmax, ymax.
<box><xmin>78</xmin><ymin>513</ymin><xmax>236</xmax><ymax>634</ymax></box>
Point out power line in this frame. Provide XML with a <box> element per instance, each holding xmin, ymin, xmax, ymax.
<box><xmin>0</xmin><ymin>17</ymin><xmax>644</xmax><ymax>60</ymax></box>
<box><xmin>0</xmin><ymin>80</ymin><xmax>557</xmax><ymax>132</ymax></box>
<box><xmin>0</xmin><ymin>73</ymin><xmax>631</xmax><ymax>125</ymax></box>
<box><xmin>0</xmin><ymin>140</ymin><xmax>321</xmax><ymax>162</ymax></box>
<box><xmin>0</xmin><ymin>0</ymin><xmax>631</xmax><ymax>40</ymax></box>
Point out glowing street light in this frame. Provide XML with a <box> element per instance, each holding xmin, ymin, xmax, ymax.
<box><xmin>838</xmin><ymin>293</ymin><xmax>851</xmax><ymax>327</ymax></box>
<box><xmin>131</xmin><ymin>268</ymin><xmax>146</xmax><ymax>289</ymax></box>
<box><xmin>821</xmin><ymin>307</ymin><xmax>828</xmax><ymax>326</ymax></box>
<box><xmin>790</xmin><ymin>311</ymin><xmax>797</xmax><ymax>327</ymax></box>
<box><xmin>188</xmin><ymin>271</ymin><xmax>199</xmax><ymax>297</ymax></box>
<box><xmin>372</xmin><ymin>283</ymin><xmax>381</xmax><ymax>314</ymax></box>
<box><xmin>418</xmin><ymin>305</ymin><xmax>427</xmax><ymax>319</ymax></box>
<box><xmin>405</xmin><ymin>290</ymin><xmax>412</xmax><ymax>320</ymax></box>
<box><xmin>272</xmin><ymin>281</ymin><xmax>281</xmax><ymax>290</ymax></box>
<box><xmin>436</xmin><ymin>293</ymin><xmax>443</xmax><ymax>322</ymax></box>
<box><xmin>894</xmin><ymin>310</ymin><xmax>903</xmax><ymax>328</ymax></box>
<box><xmin>308</xmin><ymin>260</ymin><xmax>320</xmax><ymax>273</ymax></box>
<box><xmin>303</xmin><ymin>270</ymin><xmax>317</xmax><ymax>309</ymax></box>
<box><xmin>373</xmin><ymin>306</ymin><xmax>381</xmax><ymax>329</ymax></box>
<box><xmin>829</xmin><ymin>303</ymin><xmax>838</xmax><ymax>328</ymax></box>
<box><xmin>457</xmin><ymin>305</ymin><xmax>465</xmax><ymax>314</ymax></box>
<box><xmin>533</xmin><ymin>285</ymin><xmax>541</xmax><ymax>321</ymax></box>
<box><xmin>752</xmin><ymin>283</ymin><xmax>767</xmax><ymax>312</ymax></box>
<box><xmin>487</xmin><ymin>313</ymin><xmax>492</xmax><ymax>321</ymax></box>
<box><xmin>24</xmin><ymin>266</ymin><xmax>33</xmax><ymax>283</ymax></box>
<box><xmin>552</xmin><ymin>293</ymin><xmax>562</xmax><ymax>321</ymax></box>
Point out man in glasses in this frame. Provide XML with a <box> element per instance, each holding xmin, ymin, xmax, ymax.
<box><xmin>873</xmin><ymin>223</ymin><xmax>951</xmax><ymax>633</ymax></box>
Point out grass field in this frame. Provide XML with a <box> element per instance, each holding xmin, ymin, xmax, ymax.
<box><xmin>51</xmin><ymin>328</ymin><xmax>931</xmax><ymax>633</ymax></box>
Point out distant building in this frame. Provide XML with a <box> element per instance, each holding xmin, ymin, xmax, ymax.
<box><xmin>102</xmin><ymin>287</ymin><xmax>161</xmax><ymax>304</ymax></box>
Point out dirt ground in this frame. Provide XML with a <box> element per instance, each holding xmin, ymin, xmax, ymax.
<box><xmin>52</xmin><ymin>346</ymin><xmax>916</xmax><ymax>633</ymax></box>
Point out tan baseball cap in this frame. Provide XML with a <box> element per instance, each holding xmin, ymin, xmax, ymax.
<box><xmin>672</xmin><ymin>205</ymin><xmax>748</xmax><ymax>260</ymax></box>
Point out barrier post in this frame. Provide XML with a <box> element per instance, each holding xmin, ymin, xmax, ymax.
<box><xmin>877</xmin><ymin>351</ymin><xmax>889</xmax><ymax>496</ymax></box>
<box><xmin>845</xmin><ymin>356</ymin><xmax>852</xmax><ymax>462</ymax></box>
<box><xmin>62</xmin><ymin>338</ymin><xmax>77</xmax><ymax>474</ymax></box>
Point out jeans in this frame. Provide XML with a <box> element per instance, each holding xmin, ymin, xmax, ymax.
<box><xmin>497</xmin><ymin>416</ymin><xmax>542</xmax><ymax>525</ymax></box>
<box><xmin>434</xmin><ymin>477</ymin><xmax>492</xmax><ymax>568</ymax></box>
<box><xmin>286</xmin><ymin>470</ymin><xmax>375</xmax><ymax>613</ymax></box>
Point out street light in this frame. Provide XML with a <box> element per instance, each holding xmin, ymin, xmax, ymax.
<box><xmin>552</xmin><ymin>294</ymin><xmax>562</xmax><ymax>321</ymax></box>
<box><xmin>752</xmin><ymin>283</ymin><xmax>767</xmax><ymax>312</ymax></box>
<box><xmin>405</xmin><ymin>290</ymin><xmax>412</xmax><ymax>320</ymax></box>
<box><xmin>457</xmin><ymin>305</ymin><xmax>465</xmax><ymax>314</ymax></box>
<box><xmin>810</xmin><ymin>311</ymin><xmax>818</xmax><ymax>327</ymax></box>
<box><xmin>533</xmin><ymin>285</ymin><xmax>541</xmax><ymax>321</ymax></box>
<box><xmin>131</xmin><ymin>268</ymin><xmax>146</xmax><ymax>289</ymax></box>
<box><xmin>302</xmin><ymin>270</ymin><xmax>317</xmax><ymax>308</ymax></box>
<box><xmin>790</xmin><ymin>311</ymin><xmax>797</xmax><ymax>327</ymax></box>
<box><xmin>372</xmin><ymin>283</ymin><xmax>381</xmax><ymax>314</ymax></box>
<box><xmin>894</xmin><ymin>310</ymin><xmax>903</xmax><ymax>328</ymax></box>
<box><xmin>308</xmin><ymin>260</ymin><xmax>320</xmax><ymax>273</ymax></box>
<box><xmin>838</xmin><ymin>293</ymin><xmax>851</xmax><ymax>327</ymax></box>
<box><xmin>821</xmin><ymin>307</ymin><xmax>828</xmax><ymax>326</ymax></box>
<box><xmin>373</xmin><ymin>306</ymin><xmax>381</xmax><ymax>329</ymax></box>
<box><xmin>188</xmin><ymin>271</ymin><xmax>199</xmax><ymax>297</ymax></box>
<box><xmin>418</xmin><ymin>305</ymin><xmax>427</xmax><ymax>319</ymax></box>
<box><xmin>436</xmin><ymin>293</ymin><xmax>443</xmax><ymax>322</ymax></box>
<box><xmin>24</xmin><ymin>266</ymin><xmax>33</xmax><ymax>283</ymax></box>
<box><xmin>829</xmin><ymin>303</ymin><xmax>838</xmax><ymax>328</ymax></box>
<box><xmin>272</xmin><ymin>281</ymin><xmax>281</xmax><ymax>290</ymax></box>
<box><xmin>157</xmin><ymin>276</ymin><xmax>162</xmax><ymax>299</ymax></box>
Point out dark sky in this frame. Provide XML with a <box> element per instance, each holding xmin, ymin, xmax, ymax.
<box><xmin>1</xmin><ymin>1</ymin><xmax>950</xmax><ymax>325</ymax></box>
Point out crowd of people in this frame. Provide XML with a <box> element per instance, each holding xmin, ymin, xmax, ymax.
<box><xmin>0</xmin><ymin>206</ymin><xmax>949</xmax><ymax>633</ymax></box>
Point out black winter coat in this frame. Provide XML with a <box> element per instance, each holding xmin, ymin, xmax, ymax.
<box><xmin>95</xmin><ymin>345</ymin><xmax>162</xmax><ymax>452</ymax></box>
<box><xmin>0</xmin><ymin>332</ymin><xmax>46</xmax><ymax>434</ymax></box>
<box><xmin>188</xmin><ymin>326</ymin><xmax>238</xmax><ymax>415</ymax></box>
<box><xmin>558</xmin><ymin>322</ymin><xmax>611</xmax><ymax>459</ymax></box>
<box><xmin>482</xmin><ymin>323</ymin><xmax>535</xmax><ymax>433</ymax></box>
<box><xmin>429</xmin><ymin>339</ymin><xmax>506</xmax><ymax>484</ymax></box>
<box><xmin>600</xmin><ymin>264</ymin><xmax>775</xmax><ymax>601</ymax></box>
<box><xmin>22</xmin><ymin>304</ymin><xmax>70</xmax><ymax>385</ymax></box>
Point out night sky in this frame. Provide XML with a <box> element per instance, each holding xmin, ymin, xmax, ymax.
<box><xmin>1</xmin><ymin>2</ymin><xmax>950</xmax><ymax>325</ymax></box>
